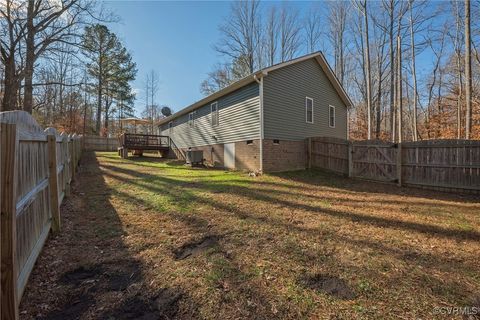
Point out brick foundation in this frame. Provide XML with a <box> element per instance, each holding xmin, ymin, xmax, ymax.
<box><xmin>234</xmin><ymin>139</ymin><xmax>261</xmax><ymax>171</ymax></box>
<box><xmin>167</xmin><ymin>139</ymin><xmax>305</xmax><ymax>173</ymax></box>
<box><xmin>167</xmin><ymin>139</ymin><xmax>261</xmax><ymax>172</ymax></box>
<box><xmin>262</xmin><ymin>139</ymin><xmax>306</xmax><ymax>172</ymax></box>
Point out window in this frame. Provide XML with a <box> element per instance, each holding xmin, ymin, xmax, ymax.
<box><xmin>329</xmin><ymin>105</ymin><xmax>336</xmax><ymax>128</ymax></box>
<box><xmin>169</xmin><ymin>121</ymin><xmax>173</xmax><ymax>135</ymax></box>
<box><xmin>211</xmin><ymin>102</ymin><xmax>219</xmax><ymax>126</ymax></box>
<box><xmin>273</xmin><ymin>139</ymin><xmax>280</xmax><ymax>145</ymax></box>
<box><xmin>188</xmin><ymin>112</ymin><xmax>196</xmax><ymax>128</ymax></box>
<box><xmin>305</xmin><ymin>97</ymin><xmax>313</xmax><ymax>123</ymax></box>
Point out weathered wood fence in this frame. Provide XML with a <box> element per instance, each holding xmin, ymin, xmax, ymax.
<box><xmin>84</xmin><ymin>135</ymin><xmax>119</xmax><ymax>151</ymax></box>
<box><xmin>307</xmin><ymin>137</ymin><xmax>480</xmax><ymax>193</ymax></box>
<box><xmin>0</xmin><ymin>111</ymin><xmax>83</xmax><ymax>320</ymax></box>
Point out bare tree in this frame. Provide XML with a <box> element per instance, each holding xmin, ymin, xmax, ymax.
<box><xmin>426</xmin><ymin>25</ymin><xmax>447</xmax><ymax>137</ymax></box>
<box><xmin>328</xmin><ymin>1</ymin><xmax>349</xmax><ymax>85</ymax></box>
<box><xmin>465</xmin><ymin>0</ymin><xmax>472</xmax><ymax>138</ymax></box>
<box><xmin>200</xmin><ymin>63</ymin><xmax>234</xmax><ymax>96</ymax></box>
<box><xmin>355</xmin><ymin>0</ymin><xmax>373</xmax><ymax>139</ymax></box>
<box><xmin>215</xmin><ymin>0</ymin><xmax>261</xmax><ymax>74</ymax></box>
<box><xmin>397</xmin><ymin>35</ymin><xmax>403</xmax><ymax>142</ymax></box>
<box><xmin>450</xmin><ymin>0</ymin><xmax>464</xmax><ymax>138</ymax></box>
<box><xmin>23</xmin><ymin>0</ymin><xmax>94</xmax><ymax>114</ymax></box>
<box><xmin>144</xmin><ymin>70</ymin><xmax>159</xmax><ymax>133</ymax></box>
<box><xmin>408</xmin><ymin>0</ymin><xmax>418</xmax><ymax>141</ymax></box>
<box><xmin>264</xmin><ymin>6</ymin><xmax>278</xmax><ymax>66</ymax></box>
<box><xmin>0</xmin><ymin>0</ymin><xmax>27</xmax><ymax>111</ymax></box>
<box><xmin>304</xmin><ymin>5</ymin><xmax>322</xmax><ymax>54</ymax></box>
<box><xmin>278</xmin><ymin>3</ymin><xmax>302</xmax><ymax>62</ymax></box>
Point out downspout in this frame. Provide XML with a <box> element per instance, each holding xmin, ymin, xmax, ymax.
<box><xmin>254</xmin><ymin>74</ymin><xmax>264</xmax><ymax>173</ymax></box>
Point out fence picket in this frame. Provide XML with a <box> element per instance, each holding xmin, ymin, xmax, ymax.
<box><xmin>0</xmin><ymin>111</ymin><xmax>83</xmax><ymax>319</ymax></box>
<box><xmin>309</xmin><ymin>137</ymin><xmax>480</xmax><ymax>193</ymax></box>
<box><xmin>0</xmin><ymin>123</ymin><xmax>19</xmax><ymax>320</ymax></box>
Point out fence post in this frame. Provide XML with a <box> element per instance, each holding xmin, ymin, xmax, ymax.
<box><xmin>348</xmin><ymin>142</ymin><xmax>353</xmax><ymax>178</ymax></box>
<box><xmin>47</xmin><ymin>135</ymin><xmax>61</xmax><ymax>233</ymax></box>
<box><xmin>70</xmin><ymin>134</ymin><xmax>76</xmax><ymax>179</ymax></box>
<box><xmin>0</xmin><ymin>124</ymin><xmax>2</xmax><ymax>319</ymax></box>
<box><xmin>307</xmin><ymin>138</ymin><xmax>312</xmax><ymax>169</ymax></box>
<box><xmin>1</xmin><ymin>123</ymin><xmax>19</xmax><ymax>320</ymax></box>
<box><xmin>62</xmin><ymin>134</ymin><xmax>71</xmax><ymax>198</ymax></box>
<box><xmin>396</xmin><ymin>143</ymin><xmax>402</xmax><ymax>186</ymax></box>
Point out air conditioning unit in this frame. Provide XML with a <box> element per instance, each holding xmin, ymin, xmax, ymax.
<box><xmin>186</xmin><ymin>150</ymin><xmax>203</xmax><ymax>165</ymax></box>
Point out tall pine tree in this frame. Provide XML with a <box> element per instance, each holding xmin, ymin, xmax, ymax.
<box><xmin>82</xmin><ymin>24</ymin><xmax>137</xmax><ymax>135</ymax></box>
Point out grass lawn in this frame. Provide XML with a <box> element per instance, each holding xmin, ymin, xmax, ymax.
<box><xmin>21</xmin><ymin>151</ymin><xmax>480</xmax><ymax>319</ymax></box>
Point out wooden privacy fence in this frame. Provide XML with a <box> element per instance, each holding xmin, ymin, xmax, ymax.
<box><xmin>0</xmin><ymin>111</ymin><xmax>83</xmax><ymax>320</ymax></box>
<box><xmin>307</xmin><ymin>137</ymin><xmax>480</xmax><ymax>193</ymax></box>
<box><xmin>84</xmin><ymin>135</ymin><xmax>119</xmax><ymax>151</ymax></box>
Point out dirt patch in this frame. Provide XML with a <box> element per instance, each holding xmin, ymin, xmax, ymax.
<box><xmin>59</xmin><ymin>259</ymin><xmax>141</xmax><ymax>292</ymax></box>
<box><xmin>154</xmin><ymin>288</ymin><xmax>183</xmax><ymax>317</ymax></box>
<box><xmin>173</xmin><ymin>235</ymin><xmax>220</xmax><ymax>260</ymax></box>
<box><xmin>100</xmin><ymin>288</ymin><xmax>183</xmax><ymax>320</ymax></box>
<box><xmin>101</xmin><ymin>295</ymin><xmax>159</xmax><ymax>320</ymax></box>
<box><xmin>59</xmin><ymin>265</ymin><xmax>104</xmax><ymax>286</ymax></box>
<box><xmin>38</xmin><ymin>292</ymin><xmax>94</xmax><ymax>320</ymax></box>
<box><xmin>298</xmin><ymin>274</ymin><xmax>356</xmax><ymax>300</ymax></box>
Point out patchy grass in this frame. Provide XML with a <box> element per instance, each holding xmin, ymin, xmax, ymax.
<box><xmin>21</xmin><ymin>152</ymin><xmax>480</xmax><ymax>319</ymax></box>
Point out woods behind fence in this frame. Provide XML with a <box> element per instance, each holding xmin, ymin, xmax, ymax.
<box><xmin>308</xmin><ymin>137</ymin><xmax>480</xmax><ymax>193</ymax></box>
<box><xmin>0</xmin><ymin>111</ymin><xmax>82</xmax><ymax>320</ymax></box>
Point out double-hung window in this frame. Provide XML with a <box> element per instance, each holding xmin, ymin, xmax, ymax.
<box><xmin>211</xmin><ymin>102</ymin><xmax>219</xmax><ymax>126</ymax></box>
<box><xmin>329</xmin><ymin>105</ymin><xmax>336</xmax><ymax>128</ymax></box>
<box><xmin>305</xmin><ymin>97</ymin><xmax>314</xmax><ymax>123</ymax></box>
<box><xmin>188</xmin><ymin>111</ymin><xmax>196</xmax><ymax>128</ymax></box>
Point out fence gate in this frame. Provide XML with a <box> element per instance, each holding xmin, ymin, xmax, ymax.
<box><xmin>351</xmin><ymin>141</ymin><xmax>398</xmax><ymax>182</ymax></box>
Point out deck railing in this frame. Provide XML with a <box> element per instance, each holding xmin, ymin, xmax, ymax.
<box><xmin>120</xmin><ymin>133</ymin><xmax>170</xmax><ymax>149</ymax></box>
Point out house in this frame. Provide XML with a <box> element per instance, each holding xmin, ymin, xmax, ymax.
<box><xmin>158</xmin><ymin>51</ymin><xmax>353</xmax><ymax>172</ymax></box>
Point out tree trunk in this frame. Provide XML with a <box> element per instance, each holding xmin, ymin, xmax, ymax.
<box><xmin>409</xmin><ymin>0</ymin><xmax>418</xmax><ymax>141</ymax></box>
<box><xmin>23</xmin><ymin>0</ymin><xmax>35</xmax><ymax>114</ymax></box>
<box><xmin>389</xmin><ymin>0</ymin><xmax>395</xmax><ymax>142</ymax></box>
<box><xmin>376</xmin><ymin>57</ymin><xmax>382</xmax><ymax>139</ymax></box>
<box><xmin>1</xmin><ymin>54</ymin><xmax>18</xmax><ymax>111</ymax></box>
<box><xmin>397</xmin><ymin>36</ymin><xmax>403</xmax><ymax>143</ymax></box>
<box><xmin>465</xmin><ymin>0</ymin><xmax>472</xmax><ymax>139</ymax></box>
<box><xmin>96</xmin><ymin>53</ymin><xmax>103</xmax><ymax>135</ymax></box>
<box><xmin>363</xmin><ymin>1</ymin><xmax>372</xmax><ymax>140</ymax></box>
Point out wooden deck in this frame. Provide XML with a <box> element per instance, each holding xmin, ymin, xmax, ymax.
<box><xmin>119</xmin><ymin>133</ymin><xmax>170</xmax><ymax>158</ymax></box>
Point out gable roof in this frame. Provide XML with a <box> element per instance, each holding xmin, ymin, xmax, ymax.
<box><xmin>157</xmin><ymin>51</ymin><xmax>353</xmax><ymax>126</ymax></box>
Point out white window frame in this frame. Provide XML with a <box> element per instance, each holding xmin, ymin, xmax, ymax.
<box><xmin>329</xmin><ymin>105</ymin><xmax>336</xmax><ymax>128</ymax></box>
<box><xmin>211</xmin><ymin>102</ymin><xmax>219</xmax><ymax>126</ymax></box>
<box><xmin>188</xmin><ymin>111</ymin><xmax>196</xmax><ymax>128</ymax></box>
<box><xmin>305</xmin><ymin>97</ymin><xmax>314</xmax><ymax>124</ymax></box>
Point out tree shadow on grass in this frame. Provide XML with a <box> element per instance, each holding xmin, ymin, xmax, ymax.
<box><xmin>20</xmin><ymin>152</ymin><xmax>198</xmax><ymax>320</ymax></box>
<box><xmin>272</xmin><ymin>168</ymin><xmax>480</xmax><ymax>203</ymax></box>
<box><xmin>98</xmin><ymin>161</ymin><xmax>480</xmax><ymax>309</ymax></box>
<box><xmin>100</xmin><ymin>162</ymin><xmax>480</xmax><ymax>243</ymax></box>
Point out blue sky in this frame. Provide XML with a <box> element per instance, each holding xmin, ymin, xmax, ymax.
<box><xmin>105</xmin><ymin>1</ymin><xmax>314</xmax><ymax>116</ymax></box>
<box><xmin>105</xmin><ymin>0</ymin><xmax>446</xmax><ymax>116</ymax></box>
<box><xmin>106</xmin><ymin>1</ymin><xmax>234</xmax><ymax>116</ymax></box>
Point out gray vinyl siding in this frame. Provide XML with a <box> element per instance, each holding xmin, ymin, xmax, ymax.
<box><xmin>263</xmin><ymin>58</ymin><xmax>347</xmax><ymax>140</ymax></box>
<box><xmin>160</xmin><ymin>82</ymin><xmax>260</xmax><ymax>148</ymax></box>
